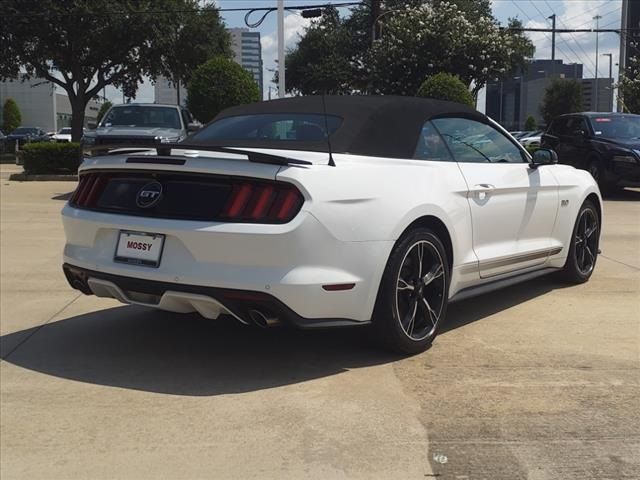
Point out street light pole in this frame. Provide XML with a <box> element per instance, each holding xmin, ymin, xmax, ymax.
<box><xmin>593</xmin><ymin>15</ymin><xmax>602</xmax><ymax>111</ymax></box>
<box><xmin>277</xmin><ymin>0</ymin><xmax>285</xmax><ymax>98</ymax></box>
<box><xmin>602</xmin><ymin>53</ymin><xmax>613</xmax><ymax>112</ymax></box>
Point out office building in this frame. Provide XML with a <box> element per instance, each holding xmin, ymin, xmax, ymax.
<box><xmin>228</xmin><ymin>28</ymin><xmax>264</xmax><ymax>99</ymax></box>
<box><xmin>0</xmin><ymin>77</ymin><xmax>101</xmax><ymax>133</ymax></box>
<box><xmin>486</xmin><ymin>59</ymin><xmax>584</xmax><ymax>130</ymax></box>
<box><xmin>581</xmin><ymin>78</ymin><xmax>615</xmax><ymax>112</ymax></box>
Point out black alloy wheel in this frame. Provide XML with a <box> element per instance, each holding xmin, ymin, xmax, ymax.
<box><xmin>373</xmin><ymin>228</ymin><xmax>450</xmax><ymax>354</ymax></box>
<box><xmin>560</xmin><ymin>200</ymin><xmax>600</xmax><ymax>283</ymax></box>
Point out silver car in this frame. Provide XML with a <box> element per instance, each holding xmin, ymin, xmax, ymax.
<box><xmin>82</xmin><ymin>103</ymin><xmax>199</xmax><ymax>149</ymax></box>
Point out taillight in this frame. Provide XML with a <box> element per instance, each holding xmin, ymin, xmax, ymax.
<box><xmin>70</xmin><ymin>173</ymin><xmax>108</xmax><ymax>208</ymax></box>
<box><xmin>221</xmin><ymin>181</ymin><xmax>303</xmax><ymax>223</ymax></box>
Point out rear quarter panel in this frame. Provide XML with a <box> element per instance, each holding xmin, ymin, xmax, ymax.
<box><xmin>276</xmin><ymin>154</ymin><xmax>478</xmax><ymax>292</ymax></box>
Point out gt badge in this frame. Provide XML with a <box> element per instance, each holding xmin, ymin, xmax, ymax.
<box><xmin>136</xmin><ymin>181</ymin><xmax>163</xmax><ymax>209</ymax></box>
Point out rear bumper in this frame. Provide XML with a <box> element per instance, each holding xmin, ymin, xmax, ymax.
<box><xmin>61</xmin><ymin>204</ymin><xmax>393</xmax><ymax>322</ymax></box>
<box><xmin>63</xmin><ymin>264</ymin><xmax>368</xmax><ymax>328</ymax></box>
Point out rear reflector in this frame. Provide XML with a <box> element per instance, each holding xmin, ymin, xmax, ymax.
<box><xmin>322</xmin><ymin>283</ymin><xmax>356</xmax><ymax>291</ymax></box>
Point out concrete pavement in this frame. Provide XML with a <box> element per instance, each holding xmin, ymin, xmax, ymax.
<box><xmin>1</xmin><ymin>176</ymin><xmax>638</xmax><ymax>479</ymax></box>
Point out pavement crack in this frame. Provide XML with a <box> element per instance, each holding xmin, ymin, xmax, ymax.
<box><xmin>600</xmin><ymin>254</ymin><xmax>640</xmax><ymax>271</ymax></box>
<box><xmin>0</xmin><ymin>293</ymin><xmax>82</xmax><ymax>361</ymax></box>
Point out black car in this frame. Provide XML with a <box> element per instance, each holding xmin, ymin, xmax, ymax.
<box><xmin>542</xmin><ymin>113</ymin><xmax>640</xmax><ymax>192</ymax></box>
<box><xmin>6</xmin><ymin>127</ymin><xmax>51</xmax><ymax>149</ymax></box>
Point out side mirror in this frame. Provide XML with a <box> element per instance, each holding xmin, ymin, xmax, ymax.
<box><xmin>187</xmin><ymin>122</ymin><xmax>201</xmax><ymax>132</ymax></box>
<box><xmin>531</xmin><ymin>148</ymin><xmax>558</xmax><ymax>168</ymax></box>
<box><xmin>87</xmin><ymin>122</ymin><xmax>97</xmax><ymax>129</ymax></box>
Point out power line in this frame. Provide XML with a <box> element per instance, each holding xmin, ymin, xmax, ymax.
<box><xmin>510</xmin><ymin>0</ymin><xmax>593</xmax><ymax>76</ymax></box>
<box><xmin>570</xmin><ymin>6</ymin><xmax>622</xmax><ymax>28</ymax></box>
<box><xmin>531</xmin><ymin>0</ymin><xmax>596</xmax><ymax>72</ymax></box>
<box><xmin>1</xmin><ymin>2</ymin><xmax>364</xmax><ymax>19</ymax></box>
<box><xmin>539</xmin><ymin>0</ymin><xmax>598</xmax><ymax>74</ymax></box>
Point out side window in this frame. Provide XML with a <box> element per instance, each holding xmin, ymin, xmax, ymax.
<box><xmin>552</xmin><ymin>117</ymin><xmax>569</xmax><ymax>136</ymax></box>
<box><xmin>181</xmin><ymin>109</ymin><xmax>192</xmax><ymax>129</ymax></box>
<box><xmin>573</xmin><ymin>118</ymin><xmax>589</xmax><ymax>137</ymax></box>
<box><xmin>432</xmin><ymin>117</ymin><xmax>526</xmax><ymax>164</ymax></box>
<box><xmin>413</xmin><ymin>121</ymin><xmax>453</xmax><ymax>161</ymax></box>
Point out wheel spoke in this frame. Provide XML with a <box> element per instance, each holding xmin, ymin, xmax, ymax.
<box><xmin>585</xmin><ymin>224</ymin><xmax>597</xmax><ymax>239</ymax></box>
<box><xmin>585</xmin><ymin>245</ymin><xmax>595</xmax><ymax>263</ymax></box>
<box><xmin>422</xmin><ymin>263</ymin><xmax>444</xmax><ymax>286</ymax></box>
<box><xmin>403</xmin><ymin>299</ymin><xmax>418</xmax><ymax>335</ymax></box>
<box><xmin>416</xmin><ymin>243</ymin><xmax>424</xmax><ymax>279</ymax></box>
<box><xmin>422</xmin><ymin>297</ymin><xmax>438</xmax><ymax>327</ymax></box>
<box><xmin>397</xmin><ymin>278</ymin><xmax>414</xmax><ymax>291</ymax></box>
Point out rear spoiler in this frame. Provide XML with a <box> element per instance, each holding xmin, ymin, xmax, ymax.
<box><xmin>84</xmin><ymin>143</ymin><xmax>313</xmax><ymax>166</ymax></box>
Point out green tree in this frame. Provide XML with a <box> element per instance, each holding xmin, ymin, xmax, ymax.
<box><xmin>2</xmin><ymin>98</ymin><xmax>21</xmax><ymax>133</ymax></box>
<box><xmin>284</xmin><ymin>1</ymin><xmax>533</xmax><ymax>97</ymax></box>
<box><xmin>416</xmin><ymin>73</ymin><xmax>474</xmax><ymax>107</ymax></box>
<box><xmin>619</xmin><ymin>47</ymin><xmax>640</xmax><ymax>114</ymax></box>
<box><xmin>187</xmin><ymin>57</ymin><xmax>260</xmax><ymax>123</ymax></box>
<box><xmin>368</xmin><ymin>5</ymin><xmax>534</xmax><ymax>97</ymax></box>
<box><xmin>158</xmin><ymin>4</ymin><xmax>231</xmax><ymax>105</ymax></box>
<box><xmin>96</xmin><ymin>101</ymin><xmax>113</xmax><ymax>125</ymax></box>
<box><xmin>540</xmin><ymin>79</ymin><xmax>583</xmax><ymax>127</ymax></box>
<box><xmin>524</xmin><ymin>115</ymin><xmax>536</xmax><ymax>130</ymax></box>
<box><xmin>0</xmin><ymin>0</ymin><xmax>229</xmax><ymax>142</ymax></box>
<box><xmin>284</xmin><ymin>7</ymin><xmax>355</xmax><ymax>95</ymax></box>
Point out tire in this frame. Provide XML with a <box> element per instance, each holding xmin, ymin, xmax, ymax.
<box><xmin>559</xmin><ymin>200</ymin><xmax>600</xmax><ymax>284</ymax></box>
<box><xmin>587</xmin><ymin>158</ymin><xmax>614</xmax><ymax>195</ymax></box>
<box><xmin>372</xmin><ymin>228</ymin><xmax>450</xmax><ymax>355</ymax></box>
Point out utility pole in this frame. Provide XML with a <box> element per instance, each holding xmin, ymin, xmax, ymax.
<box><xmin>371</xmin><ymin>0</ymin><xmax>381</xmax><ymax>45</ymax></box>
<box><xmin>602</xmin><ymin>53</ymin><xmax>613</xmax><ymax>112</ymax></box>
<box><xmin>277</xmin><ymin>0</ymin><xmax>285</xmax><ymax>98</ymax></box>
<box><xmin>593</xmin><ymin>15</ymin><xmax>602</xmax><ymax>111</ymax></box>
<box><xmin>548</xmin><ymin>14</ymin><xmax>556</xmax><ymax>71</ymax></box>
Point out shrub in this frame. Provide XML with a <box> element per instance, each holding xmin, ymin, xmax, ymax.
<box><xmin>3</xmin><ymin>98</ymin><xmax>22</xmax><ymax>133</ymax></box>
<box><xmin>524</xmin><ymin>115</ymin><xmax>536</xmax><ymax>131</ymax></box>
<box><xmin>540</xmin><ymin>79</ymin><xmax>583</xmax><ymax>126</ymax></box>
<box><xmin>417</xmin><ymin>73</ymin><xmax>475</xmax><ymax>107</ymax></box>
<box><xmin>187</xmin><ymin>56</ymin><xmax>260</xmax><ymax>123</ymax></box>
<box><xmin>22</xmin><ymin>142</ymin><xmax>82</xmax><ymax>174</ymax></box>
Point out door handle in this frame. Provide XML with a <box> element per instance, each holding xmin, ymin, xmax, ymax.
<box><xmin>474</xmin><ymin>183</ymin><xmax>495</xmax><ymax>190</ymax></box>
<box><xmin>472</xmin><ymin>184</ymin><xmax>495</xmax><ymax>201</ymax></box>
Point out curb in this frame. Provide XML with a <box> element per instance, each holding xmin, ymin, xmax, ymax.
<box><xmin>9</xmin><ymin>173</ymin><xmax>78</xmax><ymax>182</ymax></box>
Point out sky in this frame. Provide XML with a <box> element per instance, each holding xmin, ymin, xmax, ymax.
<box><xmin>106</xmin><ymin>0</ymin><xmax>625</xmax><ymax>112</ymax></box>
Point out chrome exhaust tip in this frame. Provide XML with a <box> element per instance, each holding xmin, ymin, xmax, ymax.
<box><xmin>248</xmin><ymin>309</ymin><xmax>281</xmax><ymax>328</ymax></box>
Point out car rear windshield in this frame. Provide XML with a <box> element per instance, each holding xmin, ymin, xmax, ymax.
<box><xmin>589</xmin><ymin>115</ymin><xmax>640</xmax><ymax>140</ymax></box>
<box><xmin>13</xmin><ymin>128</ymin><xmax>38</xmax><ymax>134</ymax></box>
<box><xmin>187</xmin><ymin>113</ymin><xmax>343</xmax><ymax>144</ymax></box>
<box><xmin>100</xmin><ymin>106</ymin><xmax>181</xmax><ymax>130</ymax></box>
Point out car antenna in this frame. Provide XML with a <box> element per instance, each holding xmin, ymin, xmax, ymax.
<box><xmin>321</xmin><ymin>92</ymin><xmax>336</xmax><ymax>167</ymax></box>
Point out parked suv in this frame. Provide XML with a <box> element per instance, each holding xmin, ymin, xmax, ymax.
<box><xmin>542</xmin><ymin>113</ymin><xmax>640</xmax><ymax>192</ymax></box>
<box><xmin>82</xmin><ymin>103</ymin><xmax>199</xmax><ymax>150</ymax></box>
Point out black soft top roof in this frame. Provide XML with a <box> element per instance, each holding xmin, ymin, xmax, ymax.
<box><xmin>196</xmin><ymin>95</ymin><xmax>485</xmax><ymax>159</ymax></box>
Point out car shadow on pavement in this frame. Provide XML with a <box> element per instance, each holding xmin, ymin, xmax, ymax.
<box><xmin>442</xmin><ymin>275</ymin><xmax>569</xmax><ymax>334</ymax></box>
<box><xmin>0</xmin><ymin>275</ymin><xmax>569</xmax><ymax>396</ymax></box>
<box><xmin>0</xmin><ymin>306</ymin><xmax>398</xmax><ymax>396</ymax></box>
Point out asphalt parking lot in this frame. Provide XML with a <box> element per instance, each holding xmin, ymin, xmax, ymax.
<box><xmin>1</xmin><ymin>163</ymin><xmax>639</xmax><ymax>479</ymax></box>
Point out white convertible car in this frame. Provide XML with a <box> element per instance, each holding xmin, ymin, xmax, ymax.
<box><xmin>62</xmin><ymin>96</ymin><xmax>602</xmax><ymax>354</ymax></box>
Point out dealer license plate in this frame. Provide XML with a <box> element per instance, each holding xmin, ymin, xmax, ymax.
<box><xmin>114</xmin><ymin>231</ymin><xmax>165</xmax><ymax>267</ymax></box>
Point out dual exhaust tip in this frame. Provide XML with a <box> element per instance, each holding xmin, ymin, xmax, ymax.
<box><xmin>247</xmin><ymin>309</ymin><xmax>281</xmax><ymax>328</ymax></box>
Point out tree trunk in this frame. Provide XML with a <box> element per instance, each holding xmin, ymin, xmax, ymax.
<box><xmin>70</xmin><ymin>95</ymin><xmax>86</xmax><ymax>143</ymax></box>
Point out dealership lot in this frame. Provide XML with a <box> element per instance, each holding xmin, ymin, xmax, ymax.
<box><xmin>1</xmin><ymin>166</ymin><xmax>639</xmax><ymax>479</ymax></box>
